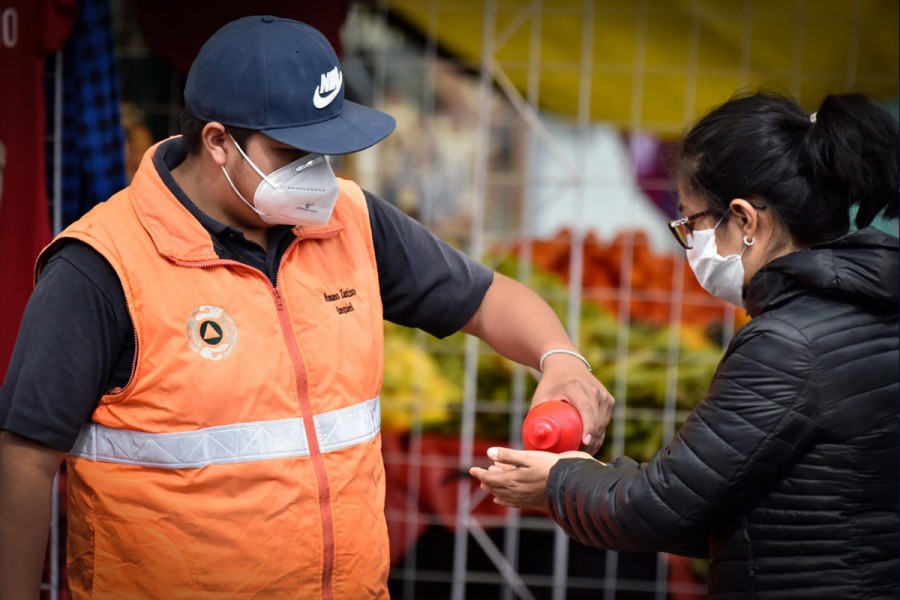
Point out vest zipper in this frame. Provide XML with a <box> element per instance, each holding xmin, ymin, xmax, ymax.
<box><xmin>176</xmin><ymin>248</ymin><xmax>338</xmax><ymax>599</ymax></box>
<box><xmin>272</xmin><ymin>284</ymin><xmax>336</xmax><ymax>600</ymax></box>
<box><xmin>106</xmin><ymin>300</ymin><xmax>139</xmax><ymax>396</ymax></box>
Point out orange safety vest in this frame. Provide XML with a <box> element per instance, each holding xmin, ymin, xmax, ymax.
<box><xmin>43</xmin><ymin>140</ymin><xmax>388</xmax><ymax>599</ymax></box>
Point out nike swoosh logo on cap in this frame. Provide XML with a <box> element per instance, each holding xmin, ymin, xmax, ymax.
<box><xmin>313</xmin><ymin>67</ymin><xmax>343</xmax><ymax>109</ymax></box>
<box><xmin>313</xmin><ymin>87</ymin><xmax>340</xmax><ymax>108</ymax></box>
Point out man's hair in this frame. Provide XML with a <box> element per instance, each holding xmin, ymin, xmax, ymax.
<box><xmin>179</xmin><ymin>109</ymin><xmax>256</xmax><ymax>155</ymax></box>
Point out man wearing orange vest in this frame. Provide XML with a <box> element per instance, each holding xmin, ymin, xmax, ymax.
<box><xmin>0</xmin><ymin>16</ymin><xmax>613</xmax><ymax>599</ymax></box>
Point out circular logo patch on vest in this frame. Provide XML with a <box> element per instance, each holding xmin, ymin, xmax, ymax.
<box><xmin>186</xmin><ymin>306</ymin><xmax>238</xmax><ymax>360</ymax></box>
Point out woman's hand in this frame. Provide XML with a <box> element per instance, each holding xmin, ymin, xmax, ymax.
<box><xmin>469</xmin><ymin>447</ymin><xmax>599</xmax><ymax>511</ymax></box>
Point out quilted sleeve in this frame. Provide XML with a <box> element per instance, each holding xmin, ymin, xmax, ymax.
<box><xmin>546</xmin><ymin>317</ymin><xmax>820</xmax><ymax>553</ymax></box>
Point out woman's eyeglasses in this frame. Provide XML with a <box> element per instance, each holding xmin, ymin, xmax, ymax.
<box><xmin>668</xmin><ymin>203</ymin><xmax>767</xmax><ymax>249</ymax></box>
<box><xmin>667</xmin><ymin>209</ymin><xmax>717</xmax><ymax>249</ymax></box>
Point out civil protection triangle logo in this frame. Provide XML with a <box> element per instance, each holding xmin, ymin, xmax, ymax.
<box><xmin>186</xmin><ymin>305</ymin><xmax>238</xmax><ymax>360</ymax></box>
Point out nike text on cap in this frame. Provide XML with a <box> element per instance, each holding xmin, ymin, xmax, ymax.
<box><xmin>183</xmin><ymin>15</ymin><xmax>396</xmax><ymax>155</ymax></box>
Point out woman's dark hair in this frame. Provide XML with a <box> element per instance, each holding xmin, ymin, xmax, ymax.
<box><xmin>179</xmin><ymin>109</ymin><xmax>256</xmax><ymax>155</ymax></box>
<box><xmin>673</xmin><ymin>89</ymin><xmax>898</xmax><ymax>246</ymax></box>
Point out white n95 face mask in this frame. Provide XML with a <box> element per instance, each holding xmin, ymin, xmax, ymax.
<box><xmin>222</xmin><ymin>135</ymin><xmax>339</xmax><ymax>227</ymax></box>
<box><xmin>685</xmin><ymin>225</ymin><xmax>748</xmax><ymax>308</ymax></box>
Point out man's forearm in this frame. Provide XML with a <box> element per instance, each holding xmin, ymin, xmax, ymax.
<box><xmin>461</xmin><ymin>272</ymin><xmax>578</xmax><ymax>368</ymax></box>
<box><xmin>0</xmin><ymin>432</ymin><xmax>62</xmax><ymax>600</ymax></box>
<box><xmin>462</xmin><ymin>272</ymin><xmax>614</xmax><ymax>454</ymax></box>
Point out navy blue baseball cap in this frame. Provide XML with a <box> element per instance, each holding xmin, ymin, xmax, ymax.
<box><xmin>184</xmin><ymin>15</ymin><xmax>396</xmax><ymax>155</ymax></box>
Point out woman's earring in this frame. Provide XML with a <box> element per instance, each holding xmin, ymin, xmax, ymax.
<box><xmin>743</xmin><ymin>235</ymin><xmax>755</xmax><ymax>246</ymax></box>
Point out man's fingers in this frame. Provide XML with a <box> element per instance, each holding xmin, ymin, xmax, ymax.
<box><xmin>570</xmin><ymin>386</ymin><xmax>614</xmax><ymax>453</ymax></box>
<box><xmin>585</xmin><ymin>389</ymin><xmax>615</xmax><ymax>454</ymax></box>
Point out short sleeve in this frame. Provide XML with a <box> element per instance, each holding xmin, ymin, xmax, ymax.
<box><xmin>366</xmin><ymin>190</ymin><xmax>493</xmax><ymax>338</ymax></box>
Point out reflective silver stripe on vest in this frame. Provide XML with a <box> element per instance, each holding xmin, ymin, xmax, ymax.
<box><xmin>69</xmin><ymin>396</ymin><xmax>381</xmax><ymax>468</ymax></box>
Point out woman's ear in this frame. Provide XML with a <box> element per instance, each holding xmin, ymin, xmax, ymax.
<box><xmin>728</xmin><ymin>198</ymin><xmax>759</xmax><ymax>242</ymax></box>
<box><xmin>200</xmin><ymin>122</ymin><xmax>229</xmax><ymax>166</ymax></box>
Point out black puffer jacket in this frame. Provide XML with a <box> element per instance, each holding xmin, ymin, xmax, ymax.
<box><xmin>547</xmin><ymin>227</ymin><xmax>899</xmax><ymax>599</ymax></box>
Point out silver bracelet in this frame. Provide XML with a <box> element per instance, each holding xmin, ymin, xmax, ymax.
<box><xmin>539</xmin><ymin>349</ymin><xmax>592</xmax><ymax>372</ymax></box>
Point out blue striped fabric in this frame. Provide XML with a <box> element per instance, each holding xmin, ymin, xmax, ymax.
<box><xmin>48</xmin><ymin>0</ymin><xmax>127</xmax><ymax>227</ymax></box>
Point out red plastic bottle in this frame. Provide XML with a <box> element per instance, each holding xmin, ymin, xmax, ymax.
<box><xmin>522</xmin><ymin>400</ymin><xmax>583</xmax><ymax>453</ymax></box>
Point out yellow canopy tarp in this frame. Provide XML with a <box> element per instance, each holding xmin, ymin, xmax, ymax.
<box><xmin>386</xmin><ymin>0</ymin><xmax>899</xmax><ymax>136</ymax></box>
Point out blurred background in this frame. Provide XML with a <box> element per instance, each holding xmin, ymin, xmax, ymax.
<box><xmin>5</xmin><ymin>0</ymin><xmax>896</xmax><ymax>599</ymax></box>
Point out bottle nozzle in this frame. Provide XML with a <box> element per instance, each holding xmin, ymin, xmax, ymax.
<box><xmin>527</xmin><ymin>419</ymin><xmax>561</xmax><ymax>450</ymax></box>
<box><xmin>522</xmin><ymin>401</ymin><xmax>583</xmax><ymax>453</ymax></box>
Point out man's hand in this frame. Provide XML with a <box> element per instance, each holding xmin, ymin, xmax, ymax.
<box><xmin>469</xmin><ymin>447</ymin><xmax>598</xmax><ymax>511</ymax></box>
<box><xmin>532</xmin><ymin>354</ymin><xmax>615</xmax><ymax>455</ymax></box>
<box><xmin>458</xmin><ymin>272</ymin><xmax>615</xmax><ymax>455</ymax></box>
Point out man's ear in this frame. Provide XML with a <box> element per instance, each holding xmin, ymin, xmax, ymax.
<box><xmin>201</xmin><ymin>122</ymin><xmax>229</xmax><ymax>166</ymax></box>
<box><xmin>728</xmin><ymin>198</ymin><xmax>759</xmax><ymax>241</ymax></box>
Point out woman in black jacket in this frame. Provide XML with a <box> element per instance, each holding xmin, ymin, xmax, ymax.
<box><xmin>470</xmin><ymin>91</ymin><xmax>899</xmax><ymax>599</ymax></box>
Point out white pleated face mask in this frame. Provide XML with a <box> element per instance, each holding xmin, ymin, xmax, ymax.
<box><xmin>685</xmin><ymin>222</ymin><xmax>748</xmax><ymax>308</ymax></box>
<box><xmin>222</xmin><ymin>135</ymin><xmax>339</xmax><ymax>227</ymax></box>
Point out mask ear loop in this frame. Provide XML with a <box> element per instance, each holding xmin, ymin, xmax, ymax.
<box><xmin>228</xmin><ymin>133</ymin><xmax>272</xmax><ymax>185</ymax></box>
<box><xmin>221</xmin><ymin>164</ymin><xmax>268</xmax><ymax>219</ymax></box>
<box><xmin>711</xmin><ymin>214</ymin><xmax>727</xmax><ymax>230</ymax></box>
<box><xmin>221</xmin><ymin>135</ymin><xmax>270</xmax><ymax>218</ymax></box>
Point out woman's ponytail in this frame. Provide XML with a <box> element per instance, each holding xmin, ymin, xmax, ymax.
<box><xmin>803</xmin><ymin>94</ymin><xmax>898</xmax><ymax>231</ymax></box>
